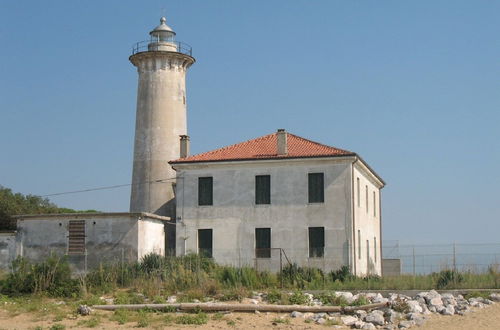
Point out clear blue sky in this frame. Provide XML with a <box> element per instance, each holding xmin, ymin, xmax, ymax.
<box><xmin>1</xmin><ymin>1</ymin><xmax>499</xmax><ymax>244</ymax></box>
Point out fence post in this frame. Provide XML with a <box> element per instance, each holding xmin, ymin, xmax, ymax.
<box><xmin>453</xmin><ymin>243</ymin><xmax>457</xmax><ymax>272</ymax></box>
<box><xmin>280</xmin><ymin>249</ymin><xmax>283</xmax><ymax>289</ymax></box>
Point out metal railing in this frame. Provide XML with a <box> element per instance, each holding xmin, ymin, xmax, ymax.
<box><xmin>131</xmin><ymin>40</ymin><xmax>193</xmax><ymax>57</ymax></box>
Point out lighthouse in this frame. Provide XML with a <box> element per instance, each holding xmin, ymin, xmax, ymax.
<box><xmin>129</xmin><ymin>17</ymin><xmax>195</xmax><ymax>217</ymax></box>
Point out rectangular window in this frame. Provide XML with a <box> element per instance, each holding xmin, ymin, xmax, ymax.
<box><xmin>255</xmin><ymin>175</ymin><xmax>271</xmax><ymax>204</ymax></box>
<box><xmin>68</xmin><ymin>220</ymin><xmax>86</xmax><ymax>255</ymax></box>
<box><xmin>255</xmin><ymin>228</ymin><xmax>271</xmax><ymax>258</ymax></box>
<box><xmin>373</xmin><ymin>191</ymin><xmax>376</xmax><ymax>217</ymax></box>
<box><xmin>366</xmin><ymin>240</ymin><xmax>370</xmax><ymax>264</ymax></box>
<box><xmin>365</xmin><ymin>185</ymin><xmax>369</xmax><ymax>213</ymax></box>
<box><xmin>374</xmin><ymin>237</ymin><xmax>377</xmax><ymax>263</ymax></box>
<box><xmin>198</xmin><ymin>177</ymin><xmax>213</xmax><ymax>206</ymax></box>
<box><xmin>358</xmin><ymin>230</ymin><xmax>361</xmax><ymax>259</ymax></box>
<box><xmin>198</xmin><ymin>229</ymin><xmax>213</xmax><ymax>258</ymax></box>
<box><xmin>309</xmin><ymin>227</ymin><xmax>325</xmax><ymax>258</ymax></box>
<box><xmin>308</xmin><ymin>173</ymin><xmax>324</xmax><ymax>203</ymax></box>
<box><xmin>357</xmin><ymin>178</ymin><xmax>360</xmax><ymax>207</ymax></box>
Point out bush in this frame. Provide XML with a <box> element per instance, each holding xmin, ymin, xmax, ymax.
<box><xmin>0</xmin><ymin>255</ymin><xmax>79</xmax><ymax>297</ymax></box>
<box><xmin>436</xmin><ymin>270</ymin><xmax>464</xmax><ymax>289</ymax></box>
<box><xmin>288</xmin><ymin>291</ymin><xmax>309</xmax><ymax>305</ymax></box>
<box><xmin>329</xmin><ymin>266</ymin><xmax>352</xmax><ymax>282</ymax></box>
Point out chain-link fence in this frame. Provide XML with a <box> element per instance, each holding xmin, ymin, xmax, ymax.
<box><xmin>383</xmin><ymin>241</ymin><xmax>500</xmax><ymax>275</ymax></box>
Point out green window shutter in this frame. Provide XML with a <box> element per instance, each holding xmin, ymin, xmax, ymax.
<box><xmin>255</xmin><ymin>175</ymin><xmax>271</xmax><ymax>204</ymax></box>
<box><xmin>255</xmin><ymin>228</ymin><xmax>271</xmax><ymax>258</ymax></box>
<box><xmin>308</xmin><ymin>173</ymin><xmax>324</xmax><ymax>203</ymax></box>
<box><xmin>309</xmin><ymin>227</ymin><xmax>325</xmax><ymax>258</ymax></box>
<box><xmin>198</xmin><ymin>229</ymin><xmax>213</xmax><ymax>258</ymax></box>
<box><xmin>198</xmin><ymin>177</ymin><xmax>213</xmax><ymax>206</ymax></box>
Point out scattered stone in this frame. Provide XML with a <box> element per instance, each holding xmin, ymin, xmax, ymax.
<box><xmin>254</xmin><ymin>310</ymin><xmax>261</xmax><ymax>314</ymax></box>
<box><xmin>441</xmin><ymin>305</ymin><xmax>455</xmax><ymax>315</ymax></box>
<box><xmin>249</xmin><ymin>299</ymin><xmax>259</xmax><ymax>305</ymax></box>
<box><xmin>336</xmin><ymin>291</ymin><xmax>354</xmax><ymax>304</ymax></box>
<box><xmin>362</xmin><ymin>323</ymin><xmax>377</xmax><ymax>330</ymax></box>
<box><xmin>406</xmin><ymin>300</ymin><xmax>423</xmax><ymax>313</ymax></box>
<box><xmin>54</xmin><ymin>301</ymin><xmax>66</xmax><ymax>305</ymax></box>
<box><xmin>290</xmin><ymin>311</ymin><xmax>302</xmax><ymax>318</ymax></box>
<box><xmin>303</xmin><ymin>312</ymin><xmax>314</xmax><ymax>320</ymax></box>
<box><xmin>167</xmin><ymin>296</ymin><xmax>177</xmax><ymax>303</ymax></box>
<box><xmin>490</xmin><ymin>293</ymin><xmax>500</xmax><ymax>302</ymax></box>
<box><xmin>355</xmin><ymin>310</ymin><xmax>367</xmax><ymax>318</ymax></box>
<box><xmin>398</xmin><ymin>320</ymin><xmax>415</xmax><ymax>328</ymax></box>
<box><xmin>341</xmin><ymin>315</ymin><xmax>358</xmax><ymax>326</ymax></box>
<box><xmin>353</xmin><ymin>320</ymin><xmax>366</xmax><ymax>329</ymax></box>
<box><xmin>316</xmin><ymin>318</ymin><xmax>326</xmax><ymax>325</ymax></box>
<box><xmin>77</xmin><ymin>305</ymin><xmax>92</xmax><ymax>316</ymax></box>
<box><xmin>364</xmin><ymin>311</ymin><xmax>385</xmax><ymax>326</ymax></box>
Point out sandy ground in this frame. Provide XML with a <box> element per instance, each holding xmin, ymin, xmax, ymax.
<box><xmin>1</xmin><ymin>302</ymin><xmax>500</xmax><ymax>329</ymax></box>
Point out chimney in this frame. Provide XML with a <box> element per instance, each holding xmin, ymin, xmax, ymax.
<box><xmin>180</xmin><ymin>135</ymin><xmax>190</xmax><ymax>158</ymax></box>
<box><xmin>277</xmin><ymin>129</ymin><xmax>287</xmax><ymax>155</ymax></box>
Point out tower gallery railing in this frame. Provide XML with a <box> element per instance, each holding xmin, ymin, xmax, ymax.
<box><xmin>131</xmin><ymin>40</ymin><xmax>193</xmax><ymax>57</ymax></box>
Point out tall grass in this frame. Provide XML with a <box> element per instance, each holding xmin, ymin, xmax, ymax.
<box><xmin>1</xmin><ymin>254</ymin><xmax>499</xmax><ymax>299</ymax></box>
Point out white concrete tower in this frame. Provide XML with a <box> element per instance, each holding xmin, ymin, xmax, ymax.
<box><xmin>129</xmin><ymin>17</ymin><xmax>195</xmax><ymax>217</ymax></box>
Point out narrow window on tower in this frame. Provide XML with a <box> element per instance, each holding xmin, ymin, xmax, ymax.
<box><xmin>309</xmin><ymin>227</ymin><xmax>325</xmax><ymax>258</ymax></box>
<box><xmin>365</xmin><ymin>185</ymin><xmax>369</xmax><ymax>213</ymax></box>
<box><xmin>255</xmin><ymin>228</ymin><xmax>271</xmax><ymax>258</ymax></box>
<box><xmin>308</xmin><ymin>173</ymin><xmax>324</xmax><ymax>203</ymax></box>
<box><xmin>198</xmin><ymin>177</ymin><xmax>213</xmax><ymax>206</ymax></box>
<box><xmin>198</xmin><ymin>229</ymin><xmax>213</xmax><ymax>258</ymax></box>
<box><xmin>373</xmin><ymin>191</ymin><xmax>376</xmax><ymax>217</ymax></box>
<box><xmin>255</xmin><ymin>175</ymin><xmax>271</xmax><ymax>204</ymax></box>
<box><xmin>374</xmin><ymin>237</ymin><xmax>377</xmax><ymax>263</ymax></box>
<box><xmin>358</xmin><ymin>230</ymin><xmax>361</xmax><ymax>259</ymax></box>
<box><xmin>357</xmin><ymin>178</ymin><xmax>360</xmax><ymax>207</ymax></box>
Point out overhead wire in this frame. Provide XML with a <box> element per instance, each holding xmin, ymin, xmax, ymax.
<box><xmin>41</xmin><ymin>177</ymin><xmax>177</xmax><ymax>197</ymax></box>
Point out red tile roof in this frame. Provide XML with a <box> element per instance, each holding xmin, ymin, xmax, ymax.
<box><xmin>170</xmin><ymin>131</ymin><xmax>355</xmax><ymax>164</ymax></box>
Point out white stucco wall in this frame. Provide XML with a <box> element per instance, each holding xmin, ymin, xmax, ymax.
<box><xmin>14</xmin><ymin>212</ymin><xmax>168</xmax><ymax>272</ymax></box>
<box><xmin>0</xmin><ymin>232</ymin><xmax>17</xmax><ymax>271</ymax></box>
<box><xmin>353</xmin><ymin>162</ymin><xmax>383</xmax><ymax>276</ymax></box>
<box><xmin>138</xmin><ymin>218</ymin><xmax>166</xmax><ymax>259</ymax></box>
<box><xmin>174</xmin><ymin>157</ymin><xmax>355</xmax><ymax>273</ymax></box>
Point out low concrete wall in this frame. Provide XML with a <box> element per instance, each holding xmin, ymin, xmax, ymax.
<box><xmin>15</xmin><ymin>212</ymin><xmax>169</xmax><ymax>273</ymax></box>
<box><xmin>0</xmin><ymin>232</ymin><xmax>17</xmax><ymax>271</ymax></box>
<box><xmin>382</xmin><ymin>258</ymin><xmax>401</xmax><ymax>276</ymax></box>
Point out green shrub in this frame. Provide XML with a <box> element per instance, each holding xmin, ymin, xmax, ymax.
<box><xmin>329</xmin><ymin>266</ymin><xmax>352</xmax><ymax>282</ymax></box>
<box><xmin>315</xmin><ymin>292</ymin><xmax>348</xmax><ymax>306</ymax></box>
<box><xmin>0</xmin><ymin>255</ymin><xmax>79</xmax><ymax>297</ymax></box>
<box><xmin>289</xmin><ymin>291</ymin><xmax>309</xmax><ymax>305</ymax></box>
<box><xmin>266</xmin><ymin>289</ymin><xmax>283</xmax><ymax>304</ymax></box>
<box><xmin>175</xmin><ymin>313</ymin><xmax>208</xmax><ymax>325</ymax></box>
<box><xmin>436</xmin><ymin>270</ymin><xmax>464</xmax><ymax>289</ymax></box>
<box><xmin>351</xmin><ymin>295</ymin><xmax>369</xmax><ymax>306</ymax></box>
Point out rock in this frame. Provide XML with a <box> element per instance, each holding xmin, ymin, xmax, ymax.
<box><xmin>192</xmin><ymin>299</ymin><xmax>200</xmax><ymax>303</ymax></box>
<box><xmin>362</xmin><ymin>323</ymin><xmax>377</xmax><ymax>329</ymax></box>
<box><xmin>303</xmin><ymin>312</ymin><xmax>315</xmax><ymax>320</ymax></box>
<box><xmin>54</xmin><ymin>301</ymin><xmax>66</xmax><ymax>305</ymax></box>
<box><xmin>490</xmin><ymin>293</ymin><xmax>500</xmax><ymax>302</ymax></box>
<box><xmin>316</xmin><ymin>318</ymin><xmax>326</xmax><ymax>325</ymax></box>
<box><xmin>254</xmin><ymin>310</ymin><xmax>261</xmax><ymax>314</ymax></box>
<box><xmin>354</xmin><ymin>320</ymin><xmax>366</xmax><ymax>329</ymax></box>
<box><xmin>251</xmin><ymin>295</ymin><xmax>262</xmax><ymax>301</ymax></box>
<box><xmin>428</xmin><ymin>305</ymin><xmax>437</xmax><ymax>313</ymax></box>
<box><xmin>441</xmin><ymin>293</ymin><xmax>457</xmax><ymax>306</ymax></box>
<box><xmin>77</xmin><ymin>305</ymin><xmax>92</xmax><ymax>316</ymax></box>
<box><xmin>484</xmin><ymin>299</ymin><xmax>494</xmax><ymax>305</ymax></box>
<box><xmin>381</xmin><ymin>325</ymin><xmax>396</xmax><ymax>330</ymax></box>
<box><xmin>336</xmin><ymin>291</ymin><xmax>354</xmax><ymax>304</ymax></box>
<box><xmin>355</xmin><ymin>310</ymin><xmax>367</xmax><ymax>318</ymax></box>
<box><xmin>290</xmin><ymin>311</ymin><xmax>303</xmax><ymax>318</ymax></box>
<box><xmin>407</xmin><ymin>313</ymin><xmax>426</xmax><ymax>326</ymax></box>
<box><xmin>398</xmin><ymin>320</ymin><xmax>415</xmax><ymax>328</ymax></box>
<box><xmin>406</xmin><ymin>300</ymin><xmax>423</xmax><ymax>313</ymax></box>
<box><xmin>341</xmin><ymin>315</ymin><xmax>359</xmax><ymax>326</ymax></box>
<box><xmin>364</xmin><ymin>311</ymin><xmax>385</xmax><ymax>326</ymax></box>
<box><xmin>249</xmin><ymin>299</ymin><xmax>259</xmax><ymax>305</ymax></box>
<box><xmin>167</xmin><ymin>296</ymin><xmax>177</xmax><ymax>303</ymax></box>
<box><xmin>384</xmin><ymin>309</ymin><xmax>401</xmax><ymax>324</ymax></box>
<box><xmin>441</xmin><ymin>305</ymin><xmax>455</xmax><ymax>315</ymax></box>
<box><xmin>428</xmin><ymin>296</ymin><xmax>443</xmax><ymax>307</ymax></box>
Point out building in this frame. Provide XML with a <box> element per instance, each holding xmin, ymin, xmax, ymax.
<box><xmin>0</xmin><ymin>17</ymin><xmax>385</xmax><ymax>276</ymax></box>
<box><xmin>170</xmin><ymin>129</ymin><xmax>385</xmax><ymax>275</ymax></box>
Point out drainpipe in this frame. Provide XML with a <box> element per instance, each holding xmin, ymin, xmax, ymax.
<box><xmin>351</xmin><ymin>157</ymin><xmax>359</xmax><ymax>276</ymax></box>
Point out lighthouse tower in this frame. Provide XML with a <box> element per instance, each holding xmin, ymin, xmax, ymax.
<box><xmin>129</xmin><ymin>17</ymin><xmax>195</xmax><ymax>217</ymax></box>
